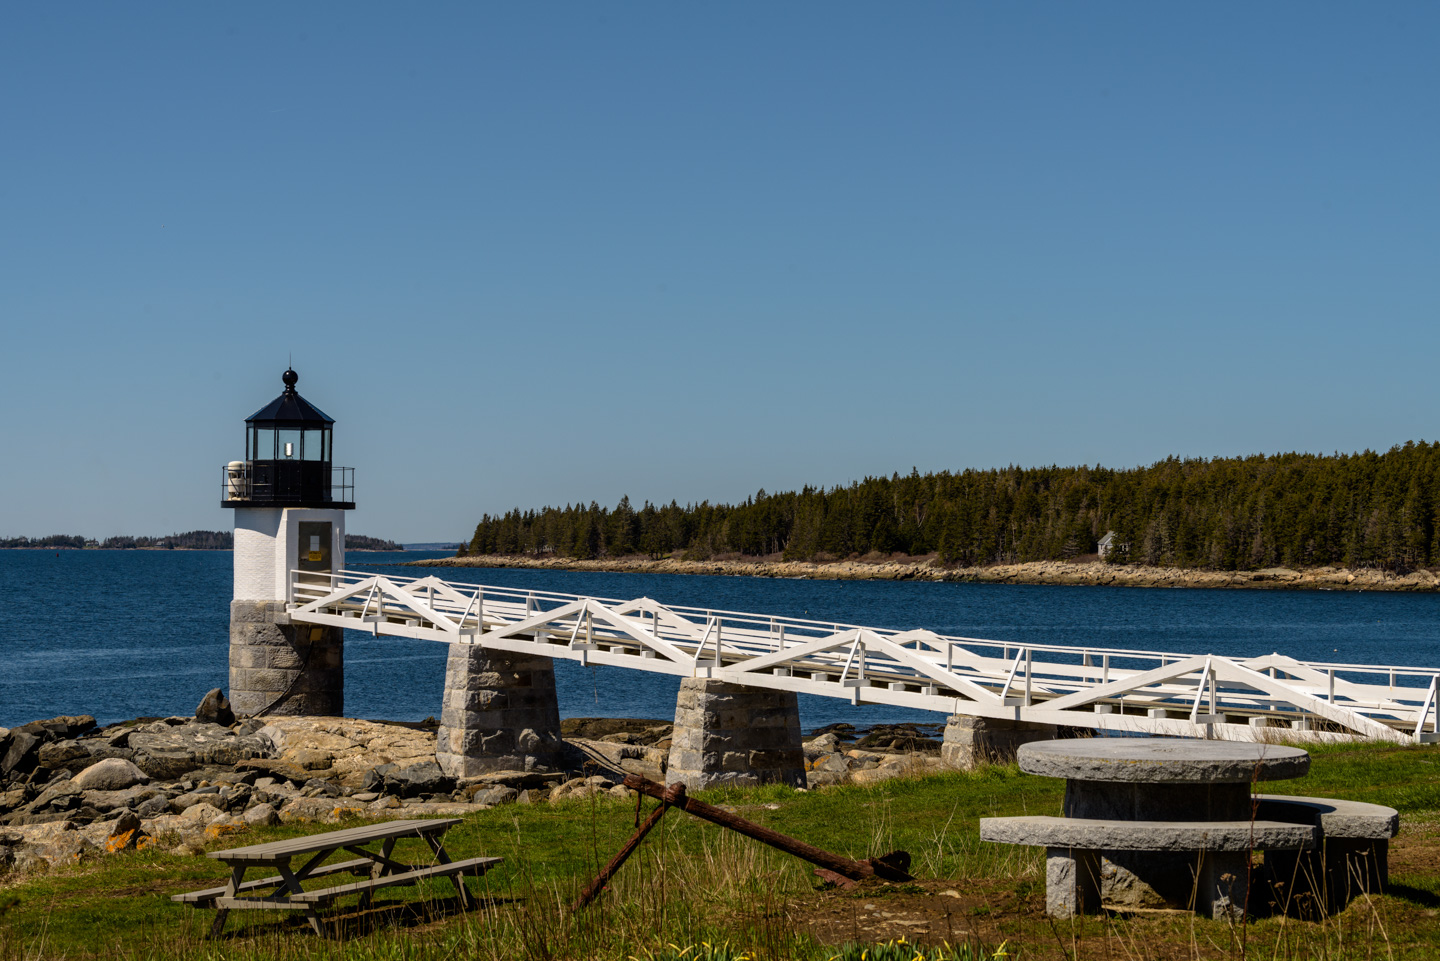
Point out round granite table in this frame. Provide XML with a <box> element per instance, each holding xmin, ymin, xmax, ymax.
<box><xmin>1019</xmin><ymin>738</ymin><xmax>1310</xmax><ymax>821</ymax></box>
<box><xmin>1015</xmin><ymin>738</ymin><xmax>1311</xmax><ymax>915</ymax></box>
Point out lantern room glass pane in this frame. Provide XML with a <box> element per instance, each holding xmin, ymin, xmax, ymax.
<box><xmin>302</xmin><ymin>429</ymin><xmax>327</xmax><ymax>461</ymax></box>
<box><xmin>278</xmin><ymin>429</ymin><xmax>302</xmax><ymax>460</ymax></box>
<box><xmin>251</xmin><ymin>428</ymin><xmax>277</xmax><ymax>461</ymax></box>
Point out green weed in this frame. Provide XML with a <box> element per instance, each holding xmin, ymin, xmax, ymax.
<box><xmin>2</xmin><ymin>742</ymin><xmax>1439</xmax><ymax>959</ymax></box>
<box><xmin>826</xmin><ymin>938</ymin><xmax>1009</xmax><ymax>961</ymax></box>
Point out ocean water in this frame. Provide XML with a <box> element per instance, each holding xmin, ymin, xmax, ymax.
<box><xmin>1</xmin><ymin>549</ymin><xmax>1438</xmax><ymax>731</ymax></box>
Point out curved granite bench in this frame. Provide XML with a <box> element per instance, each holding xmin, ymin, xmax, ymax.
<box><xmin>1254</xmin><ymin>794</ymin><xmax>1400</xmax><ymax>913</ymax></box>
<box><xmin>980</xmin><ymin>815</ymin><xmax>1316</xmax><ymax>919</ymax></box>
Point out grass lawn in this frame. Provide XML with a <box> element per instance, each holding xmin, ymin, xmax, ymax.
<box><xmin>3</xmin><ymin>740</ymin><xmax>1439</xmax><ymax>960</ymax></box>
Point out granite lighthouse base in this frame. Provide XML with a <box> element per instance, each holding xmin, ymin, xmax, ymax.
<box><xmin>228</xmin><ymin>600</ymin><xmax>344</xmax><ymax>717</ymax></box>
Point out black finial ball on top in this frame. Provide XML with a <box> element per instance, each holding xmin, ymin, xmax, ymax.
<box><xmin>282</xmin><ymin>368</ymin><xmax>298</xmax><ymax>390</ymax></box>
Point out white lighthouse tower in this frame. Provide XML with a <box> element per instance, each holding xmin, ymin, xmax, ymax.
<box><xmin>222</xmin><ymin>368</ymin><xmax>354</xmax><ymax>717</ymax></box>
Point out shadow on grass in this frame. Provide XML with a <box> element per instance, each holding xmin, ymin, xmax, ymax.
<box><xmin>218</xmin><ymin>894</ymin><xmax>524</xmax><ymax>941</ymax></box>
<box><xmin>1383</xmin><ymin>882</ymin><xmax>1440</xmax><ymax>909</ymax></box>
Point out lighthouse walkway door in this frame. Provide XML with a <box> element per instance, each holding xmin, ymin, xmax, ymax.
<box><xmin>297</xmin><ymin>521</ymin><xmax>333</xmax><ymax>588</ymax></box>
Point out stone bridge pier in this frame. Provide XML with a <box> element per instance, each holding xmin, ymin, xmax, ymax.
<box><xmin>665</xmin><ymin>678</ymin><xmax>806</xmax><ymax>790</ymax></box>
<box><xmin>941</xmin><ymin>715</ymin><xmax>1058</xmax><ymax>767</ymax></box>
<box><xmin>435</xmin><ymin>643</ymin><xmax>565</xmax><ymax>776</ymax></box>
<box><xmin>433</xmin><ymin>648</ymin><xmax>811</xmax><ymax>788</ymax></box>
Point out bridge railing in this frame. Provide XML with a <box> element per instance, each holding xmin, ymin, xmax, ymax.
<box><xmin>286</xmin><ymin>567</ymin><xmax>1440</xmax><ymax>741</ymax></box>
<box><xmin>313</xmin><ymin>567</ymin><xmax>1439</xmax><ymax>681</ymax></box>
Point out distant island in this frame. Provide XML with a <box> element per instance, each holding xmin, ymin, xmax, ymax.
<box><xmin>0</xmin><ymin>531</ymin><xmax>404</xmax><ymax>551</ymax></box>
<box><xmin>429</xmin><ymin>444</ymin><xmax>1440</xmax><ymax>590</ymax></box>
<box><xmin>344</xmin><ymin>534</ymin><xmax>406</xmax><ymax>552</ymax></box>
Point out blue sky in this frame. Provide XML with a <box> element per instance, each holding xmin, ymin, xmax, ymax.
<box><xmin>2</xmin><ymin>4</ymin><xmax>1437</xmax><ymax>542</ymax></box>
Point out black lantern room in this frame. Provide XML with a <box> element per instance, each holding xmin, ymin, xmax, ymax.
<box><xmin>222</xmin><ymin>368</ymin><xmax>355</xmax><ymax>509</ymax></box>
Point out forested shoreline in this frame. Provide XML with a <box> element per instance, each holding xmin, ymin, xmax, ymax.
<box><xmin>0</xmin><ymin>532</ymin><xmax>403</xmax><ymax>550</ymax></box>
<box><xmin>463</xmin><ymin>443</ymin><xmax>1440</xmax><ymax>572</ymax></box>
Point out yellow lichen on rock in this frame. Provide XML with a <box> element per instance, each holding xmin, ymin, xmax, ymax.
<box><xmin>105</xmin><ymin>829</ymin><xmax>138</xmax><ymax>853</ymax></box>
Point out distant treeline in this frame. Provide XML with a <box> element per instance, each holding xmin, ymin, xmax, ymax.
<box><xmin>102</xmin><ymin>531</ymin><xmax>236</xmax><ymax>550</ymax></box>
<box><xmin>1</xmin><ymin>531</ymin><xmax>402</xmax><ymax>551</ymax></box>
<box><xmin>345</xmin><ymin>535</ymin><xmax>403</xmax><ymax>551</ymax></box>
<box><xmin>0</xmin><ymin>535</ymin><xmax>89</xmax><ymax>549</ymax></box>
<box><xmin>464</xmin><ymin>443</ymin><xmax>1440</xmax><ymax>572</ymax></box>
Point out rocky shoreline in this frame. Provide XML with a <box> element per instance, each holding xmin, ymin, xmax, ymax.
<box><xmin>408</xmin><ymin>554</ymin><xmax>1440</xmax><ymax>592</ymax></box>
<box><xmin>0</xmin><ymin>697</ymin><xmax>948</xmax><ymax>876</ymax></box>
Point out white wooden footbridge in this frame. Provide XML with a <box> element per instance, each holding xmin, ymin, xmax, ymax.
<box><xmin>285</xmin><ymin>568</ymin><xmax>1440</xmax><ymax>745</ymax></box>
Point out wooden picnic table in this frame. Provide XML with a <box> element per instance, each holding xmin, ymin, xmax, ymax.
<box><xmin>172</xmin><ymin>818</ymin><xmax>501</xmax><ymax>937</ymax></box>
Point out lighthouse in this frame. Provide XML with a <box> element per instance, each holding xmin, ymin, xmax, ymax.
<box><xmin>221</xmin><ymin>368</ymin><xmax>353</xmax><ymax>717</ymax></box>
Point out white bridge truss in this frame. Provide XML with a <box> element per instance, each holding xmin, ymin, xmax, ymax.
<box><xmin>286</xmin><ymin>569</ymin><xmax>1440</xmax><ymax>745</ymax></box>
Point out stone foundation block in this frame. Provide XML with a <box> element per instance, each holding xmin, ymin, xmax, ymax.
<box><xmin>665</xmin><ymin>679</ymin><xmax>804</xmax><ymax>790</ymax></box>
<box><xmin>434</xmin><ymin>643</ymin><xmax>563</xmax><ymax>777</ymax></box>
<box><xmin>267</xmin><ymin>645</ymin><xmax>307</xmax><ymax>670</ymax></box>
<box><xmin>941</xmin><ymin>715</ymin><xmax>1056</xmax><ymax>768</ymax></box>
<box><xmin>228</xmin><ymin>600</ymin><xmax>343</xmax><ymax>718</ymax></box>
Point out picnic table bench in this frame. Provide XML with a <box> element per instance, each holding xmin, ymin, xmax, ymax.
<box><xmin>172</xmin><ymin>818</ymin><xmax>501</xmax><ymax>937</ymax></box>
<box><xmin>1255</xmin><ymin>794</ymin><xmax>1400</xmax><ymax>913</ymax></box>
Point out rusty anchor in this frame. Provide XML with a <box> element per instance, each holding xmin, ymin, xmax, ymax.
<box><xmin>572</xmin><ymin>774</ymin><xmax>913</xmax><ymax>910</ymax></box>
